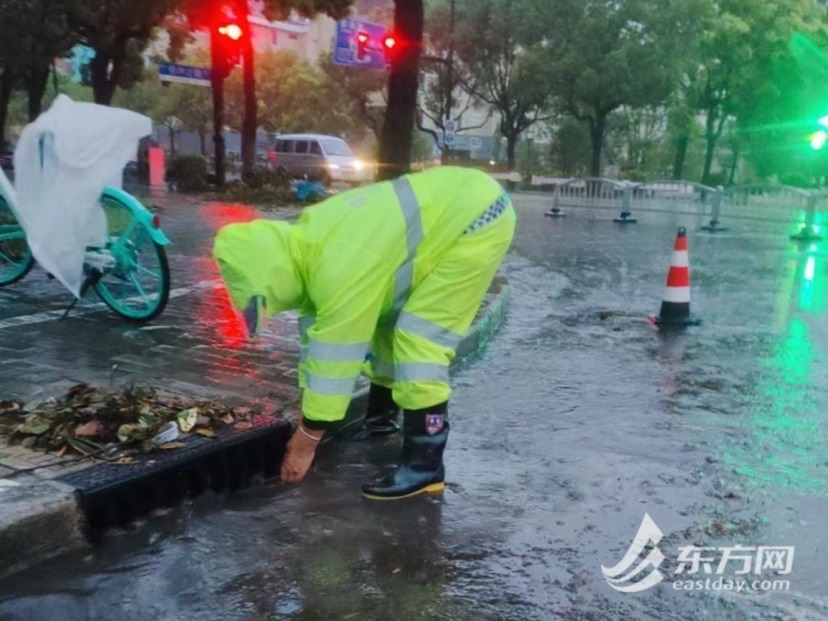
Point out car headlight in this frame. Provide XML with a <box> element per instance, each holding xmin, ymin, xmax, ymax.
<box><xmin>327</xmin><ymin>163</ymin><xmax>340</xmax><ymax>170</ymax></box>
<box><xmin>354</xmin><ymin>160</ymin><xmax>365</xmax><ymax>171</ymax></box>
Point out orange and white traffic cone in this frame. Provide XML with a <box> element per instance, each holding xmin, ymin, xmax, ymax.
<box><xmin>650</xmin><ymin>227</ymin><xmax>701</xmax><ymax>328</ymax></box>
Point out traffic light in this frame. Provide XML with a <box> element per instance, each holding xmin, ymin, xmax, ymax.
<box><xmin>811</xmin><ymin>114</ymin><xmax>828</xmax><ymax>150</ymax></box>
<box><xmin>356</xmin><ymin>31</ymin><xmax>370</xmax><ymax>61</ymax></box>
<box><xmin>218</xmin><ymin>23</ymin><xmax>243</xmax><ymax>41</ymax></box>
<box><xmin>383</xmin><ymin>33</ymin><xmax>397</xmax><ymax>63</ymax></box>
<box><xmin>214</xmin><ymin>21</ymin><xmax>244</xmax><ymax>79</ymax></box>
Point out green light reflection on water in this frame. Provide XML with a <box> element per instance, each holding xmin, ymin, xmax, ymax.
<box><xmin>721</xmin><ymin>250</ymin><xmax>826</xmax><ymax>495</ymax></box>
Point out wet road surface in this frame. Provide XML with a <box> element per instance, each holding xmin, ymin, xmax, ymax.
<box><xmin>1</xmin><ymin>194</ymin><xmax>827</xmax><ymax>620</ymax></box>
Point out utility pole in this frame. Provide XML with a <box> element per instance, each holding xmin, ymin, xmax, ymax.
<box><xmin>210</xmin><ymin>28</ymin><xmax>227</xmax><ymax>187</ymax></box>
<box><xmin>210</xmin><ymin>18</ymin><xmax>243</xmax><ymax>187</ymax></box>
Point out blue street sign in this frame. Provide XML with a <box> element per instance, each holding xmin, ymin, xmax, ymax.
<box><xmin>334</xmin><ymin>18</ymin><xmax>388</xmax><ymax>70</ymax></box>
<box><xmin>159</xmin><ymin>63</ymin><xmax>211</xmax><ymax>87</ymax></box>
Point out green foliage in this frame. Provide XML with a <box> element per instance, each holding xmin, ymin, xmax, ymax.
<box><xmin>67</xmin><ymin>0</ymin><xmax>182</xmax><ymax>103</ymax></box>
<box><xmin>221</xmin><ymin>166</ymin><xmax>295</xmax><ymax>207</ymax></box>
<box><xmin>180</xmin><ymin>0</ymin><xmax>355</xmax><ymax>26</ymax></box>
<box><xmin>223</xmin><ymin>50</ymin><xmax>381</xmax><ymax>140</ymax></box>
<box><xmin>453</xmin><ymin>0</ymin><xmax>554</xmax><ymax>169</ymax></box>
<box><xmin>779</xmin><ymin>171</ymin><xmax>813</xmax><ymax>188</ymax></box>
<box><xmin>704</xmin><ymin>170</ymin><xmax>728</xmax><ymax>187</ymax></box>
<box><xmin>547</xmin><ymin>117</ymin><xmax>591</xmax><ymax>177</ymax></box>
<box><xmin>542</xmin><ymin>0</ymin><xmax>707</xmax><ymax>175</ymax></box>
<box><xmin>318</xmin><ymin>52</ymin><xmax>387</xmax><ymax>140</ymax></box>
<box><xmin>242</xmin><ymin>167</ymin><xmax>292</xmax><ymax>189</ymax></box>
<box><xmin>166</xmin><ymin>154</ymin><xmax>209</xmax><ymax>192</ymax></box>
<box><xmin>6</xmin><ymin>74</ymin><xmax>94</xmax><ymax>135</ymax></box>
<box><xmin>621</xmin><ymin>170</ymin><xmax>649</xmax><ymax>182</ymax></box>
<box><xmin>222</xmin><ymin>180</ymin><xmax>295</xmax><ymax>208</ymax></box>
<box><xmin>678</xmin><ymin>0</ymin><xmax>828</xmax><ymax>183</ymax></box>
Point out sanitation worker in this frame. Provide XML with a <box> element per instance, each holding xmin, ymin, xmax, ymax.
<box><xmin>213</xmin><ymin>166</ymin><xmax>515</xmax><ymax>500</ymax></box>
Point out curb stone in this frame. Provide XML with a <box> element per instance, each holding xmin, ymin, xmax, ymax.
<box><xmin>0</xmin><ymin>279</ymin><xmax>511</xmax><ymax>580</ymax></box>
<box><xmin>0</xmin><ymin>477</ymin><xmax>84</xmax><ymax>580</ymax></box>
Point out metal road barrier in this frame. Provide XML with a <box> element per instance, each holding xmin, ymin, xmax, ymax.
<box><xmin>544</xmin><ymin>178</ymin><xmax>825</xmax><ymax>241</ymax></box>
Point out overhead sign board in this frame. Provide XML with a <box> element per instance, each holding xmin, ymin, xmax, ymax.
<box><xmin>159</xmin><ymin>63</ymin><xmax>211</xmax><ymax>87</ymax></box>
<box><xmin>334</xmin><ymin>18</ymin><xmax>388</xmax><ymax>70</ymax></box>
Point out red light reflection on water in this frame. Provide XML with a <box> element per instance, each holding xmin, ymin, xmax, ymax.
<box><xmin>188</xmin><ymin>256</ymin><xmax>259</xmax><ymax>386</ymax></box>
<box><xmin>201</xmin><ymin>202</ymin><xmax>261</xmax><ymax>232</ymax></box>
<box><xmin>209</xmin><ymin>285</ymin><xmax>249</xmax><ymax>350</ymax></box>
<box><xmin>189</xmin><ymin>203</ymin><xmax>267</xmax><ymax>377</ymax></box>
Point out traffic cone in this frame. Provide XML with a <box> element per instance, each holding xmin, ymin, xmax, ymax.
<box><xmin>650</xmin><ymin>227</ymin><xmax>701</xmax><ymax>328</ymax></box>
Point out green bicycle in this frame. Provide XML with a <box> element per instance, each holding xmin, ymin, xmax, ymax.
<box><xmin>0</xmin><ymin>184</ymin><xmax>171</xmax><ymax>323</ymax></box>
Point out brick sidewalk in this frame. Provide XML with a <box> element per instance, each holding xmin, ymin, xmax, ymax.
<box><xmin>0</xmin><ymin>275</ymin><xmax>506</xmax><ymax>485</ymax></box>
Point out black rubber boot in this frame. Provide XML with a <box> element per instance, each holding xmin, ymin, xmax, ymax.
<box><xmin>352</xmin><ymin>384</ymin><xmax>400</xmax><ymax>440</ymax></box>
<box><xmin>362</xmin><ymin>402</ymin><xmax>449</xmax><ymax>500</ymax></box>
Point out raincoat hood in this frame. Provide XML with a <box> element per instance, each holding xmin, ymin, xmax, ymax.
<box><xmin>213</xmin><ymin>220</ymin><xmax>305</xmax><ymax>318</ymax></box>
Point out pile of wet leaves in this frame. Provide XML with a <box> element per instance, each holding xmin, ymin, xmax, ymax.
<box><xmin>0</xmin><ymin>383</ymin><xmax>261</xmax><ymax>460</ymax></box>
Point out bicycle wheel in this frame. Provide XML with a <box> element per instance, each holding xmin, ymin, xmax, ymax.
<box><xmin>0</xmin><ymin>195</ymin><xmax>34</xmax><ymax>286</ymax></box>
<box><xmin>92</xmin><ymin>194</ymin><xmax>170</xmax><ymax>322</ymax></box>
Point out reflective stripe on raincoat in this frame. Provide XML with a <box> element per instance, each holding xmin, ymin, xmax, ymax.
<box><xmin>213</xmin><ymin>166</ymin><xmax>505</xmax><ymax>424</ymax></box>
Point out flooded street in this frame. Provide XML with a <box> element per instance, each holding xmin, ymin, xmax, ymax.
<box><xmin>1</xmin><ymin>194</ymin><xmax>827</xmax><ymax>620</ymax></box>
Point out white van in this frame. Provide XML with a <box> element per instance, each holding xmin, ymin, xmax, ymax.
<box><xmin>269</xmin><ymin>133</ymin><xmax>371</xmax><ymax>186</ymax></box>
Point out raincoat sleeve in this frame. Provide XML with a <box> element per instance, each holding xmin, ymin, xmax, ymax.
<box><xmin>300</xmin><ymin>242</ymin><xmax>387</xmax><ymax>429</ymax></box>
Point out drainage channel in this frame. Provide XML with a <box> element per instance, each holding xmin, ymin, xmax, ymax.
<box><xmin>56</xmin><ymin>415</ymin><xmax>291</xmax><ymax>537</ymax></box>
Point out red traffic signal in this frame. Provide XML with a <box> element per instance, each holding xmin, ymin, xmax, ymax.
<box><xmin>214</xmin><ymin>21</ymin><xmax>244</xmax><ymax>79</ymax></box>
<box><xmin>218</xmin><ymin>23</ymin><xmax>243</xmax><ymax>41</ymax></box>
<box><xmin>383</xmin><ymin>32</ymin><xmax>397</xmax><ymax>64</ymax></box>
<box><xmin>355</xmin><ymin>31</ymin><xmax>370</xmax><ymax>60</ymax></box>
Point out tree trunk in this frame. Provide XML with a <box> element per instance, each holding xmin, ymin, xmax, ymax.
<box><xmin>377</xmin><ymin>0</ymin><xmax>424</xmax><ymax>181</ymax></box>
<box><xmin>0</xmin><ymin>68</ymin><xmax>15</xmax><ymax>148</ymax></box>
<box><xmin>702</xmin><ymin>110</ymin><xmax>717</xmax><ymax>185</ymax></box>
<box><xmin>25</xmin><ymin>64</ymin><xmax>50</xmax><ymax>121</ymax></box>
<box><xmin>588</xmin><ymin>114</ymin><xmax>606</xmax><ymax>177</ymax></box>
<box><xmin>505</xmin><ymin>133</ymin><xmax>518</xmax><ymax>171</ymax></box>
<box><xmin>728</xmin><ymin>141</ymin><xmax>739</xmax><ymax>185</ymax></box>
<box><xmin>90</xmin><ymin>46</ymin><xmax>124</xmax><ymax>105</ymax></box>
<box><xmin>239</xmin><ymin>2</ymin><xmax>257</xmax><ymax>180</ymax></box>
<box><xmin>672</xmin><ymin>134</ymin><xmax>689</xmax><ymax>180</ymax></box>
<box><xmin>167</xmin><ymin>125</ymin><xmax>177</xmax><ymax>155</ymax></box>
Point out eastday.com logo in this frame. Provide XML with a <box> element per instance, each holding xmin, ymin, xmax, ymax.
<box><xmin>602</xmin><ymin>514</ymin><xmax>794</xmax><ymax>594</ymax></box>
<box><xmin>601</xmin><ymin>513</ymin><xmax>666</xmax><ymax>593</ymax></box>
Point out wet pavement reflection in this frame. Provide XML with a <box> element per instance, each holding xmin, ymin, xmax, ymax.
<box><xmin>1</xmin><ymin>195</ymin><xmax>827</xmax><ymax>620</ymax></box>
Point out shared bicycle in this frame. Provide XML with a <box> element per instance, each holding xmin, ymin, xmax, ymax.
<box><xmin>0</xmin><ymin>179</ymin><xmax>171</xmax><ymax>322</ymax></box>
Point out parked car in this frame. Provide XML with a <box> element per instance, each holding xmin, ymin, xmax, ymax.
<box><xmin>269</xmin><ymin>133</ymin><xmax>371</xmax><ymax>186</ymax></box>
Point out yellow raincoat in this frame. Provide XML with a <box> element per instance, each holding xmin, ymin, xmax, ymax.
<box><xmin>214</xmin><ymin>166</ymin><xmax>515</xmax><ymax>426</ymax></box>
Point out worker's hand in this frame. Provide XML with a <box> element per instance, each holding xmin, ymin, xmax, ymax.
<box><xmin>280</xmin><ymin>425</ymin><xmax>324</xmax><ymax>484</ymax></box>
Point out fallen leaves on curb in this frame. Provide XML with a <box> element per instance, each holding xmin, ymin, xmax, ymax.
<box><xmin>0</xmin><ymin>383</ymin><xmax>259</xmax><ymax>458</ymax></box>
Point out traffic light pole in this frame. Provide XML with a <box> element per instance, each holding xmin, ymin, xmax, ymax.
<box><xmin>210</xmin><ymin>29</ymin><xmax>226</xmax><ymax>186</ymax></box>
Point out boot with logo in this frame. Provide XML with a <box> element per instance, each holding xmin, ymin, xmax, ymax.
<box><xmin>351</xmin><ymin>383</ymin><xmax>400</xmax><ymax>440</ymax></box>
<box><xmin>362</xmin><ymin>402</ymin><xmax>449</xmax><ymax>500</ymax></box>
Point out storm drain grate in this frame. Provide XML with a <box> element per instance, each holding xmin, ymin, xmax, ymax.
<box><xmin>56</xmin><ymin>415</ymin><xmax>292</xmax><ymax>536</ymax></box>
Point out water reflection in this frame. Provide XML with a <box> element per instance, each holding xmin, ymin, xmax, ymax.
<box><xmin>722</xmin><ymin>244</ymin><xmax>827</xmax><ymax>494</ymax></box>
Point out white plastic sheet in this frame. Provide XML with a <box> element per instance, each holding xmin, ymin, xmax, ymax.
<box><xmin>12</xmin><ymin>95</ymin><xmax>151</xmax><ymax>297</ymax></box>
